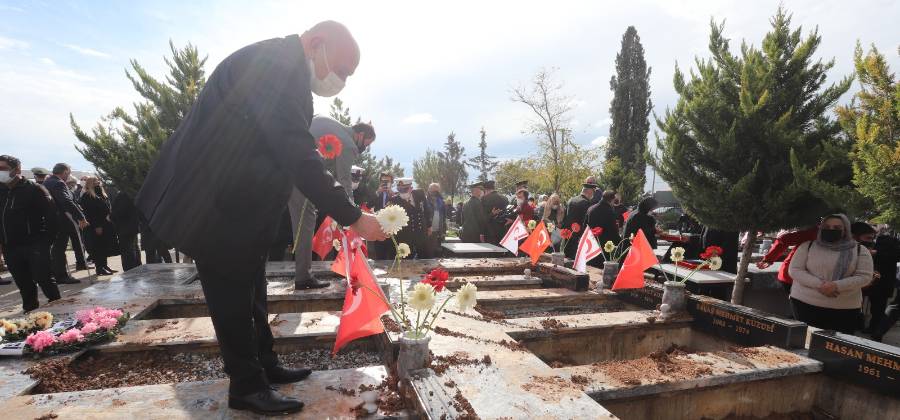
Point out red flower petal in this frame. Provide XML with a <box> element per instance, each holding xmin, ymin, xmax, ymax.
<box><xmin>571</xmin><ymin>223</ymin><xmax>581</xmax><ymax>233</ymax></box>
<box><xmin>317</xmin><ymin>134</ymin><xmax>343</xmax><ymax>159</ymax></box>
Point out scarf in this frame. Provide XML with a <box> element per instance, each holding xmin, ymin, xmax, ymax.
<box><xmin>814</xmin><ymin>214</ymin><xmax>857</xmax><ymax>281</ymax></box>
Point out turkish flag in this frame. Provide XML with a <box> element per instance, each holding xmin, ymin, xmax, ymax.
<box><xmin>500</xmin><ymin>215</ymin><xmax>529</xmax><ymax>254</ymax></box>
<box><xmin>520</xmin><ymin>221</ymin><xmax>551</xmax><ymax>265</ymax></box>
<box><xmin>573</xmin><ymin>224</ymin><xmax>602</xmax><ymax>273</ymax></box>
<box><xmin>333</xmin><ymin>247</ymin><xmax>390</xmax><ymax>354</ymax></box>
<box><xmin>612</xmin><ymin>229</ymin><xmax>657</xmax><ymax>290</ymax></box>
<box><xmin>312</xmin><ymin>217</ymin><xmax>338</xmax><ymax>260</ymax></box>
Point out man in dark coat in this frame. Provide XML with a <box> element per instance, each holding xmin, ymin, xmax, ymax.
<box><xmin>371</xmin><ymin>171</ymin><xmax>395</xmax><ymax>260</ymax></box>
<box><xmin>585</xmin><ymin>190</ymin><xmax>621</xmax><ymax>265</ymax></box>
<box><xmin>111</xmin><ymin>192</ymin><xmax>142</xmax><ymax>271</ymax></box>
<box><xmin>461</xmin><ymin>183</ymin><xmax>488</xmax><ymax>243</ymax></box>
<box><xmin>44</xmin><ymin>163</ymin><xmax>87</xmax><ymax>284</ymax></box>
<box><xmin>563</xmin><ymin>182</ymin><xmax>598</xmax><ymax>258</ymax></box>
<box><xmin>480</xmin><ymin>180</ymin><xmax>507</xmax><ymax>245</ymax></box>
<box><xmin>135</xmin><ymin>22</ymin><xmax>386</xmax><ymax>415</ymax></box>
<box><xmin>388</xmin><ymin>178</ymin><xmax>430</xmax><ymax>259</ymax></box>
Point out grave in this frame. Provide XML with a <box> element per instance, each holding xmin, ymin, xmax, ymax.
<box><xmin>0</xmin><ymin>257</ymin><xmax>897</xmax><ymax>419</ymax></box>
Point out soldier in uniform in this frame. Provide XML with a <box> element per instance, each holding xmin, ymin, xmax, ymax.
<box><xmin>350</xmin><ymin>166</ymin><xmax>375</xmax><ymax>209</ymax></box>
<box><xmin>371</xmin><ymin>171</ymin><xmax>395</xmax><ymax>260</ymax></box>
<box><xmin>563</xmin><ymin>182</ymin><xmax>598</xmax><ymax>258</ymax></box>
<box><xmin>387</xmin><ymin>178</ymin><xmax>430</xmax><ymax>259</ymax></box>
<box><xmin>480</xmin><ymin>180</ymin><xmax>508</xmax><ymax>245</ymax></box>
<box><xmin>461</xmin><ymin>182</ymin><xmax>488</xmax><ymax>243</ymax></box>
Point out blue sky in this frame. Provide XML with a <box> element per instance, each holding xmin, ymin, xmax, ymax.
<box><xmin>1</xmin><ymin>0</ymin><xmax>898</xmax><ymax>192</ymax></box>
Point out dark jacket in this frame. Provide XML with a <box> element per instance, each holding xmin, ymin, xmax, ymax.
<box><xmin>111</xmin><ymin>192</ymin><xmax>140</xmax><ymax>238</ymax></box>
<box><xmin>0</xmin><ymin>178</ymin><xmax>57</xmax><ymax>247</ymax></box>
<box><xmin>135</xmin><ymin>35</ymin><xmax>360</xmax><ymax>264</ymax></box>
<box><xmin>353</xmin><ymin>185</ymin><xmax>376</xmax><ymax>210</ymax></box>
<box><xmin>586</xmin><ymin>201</ymin><xmax>621</xmax><ymax>246</ymax></box>
<box><xmin>43</xmin><ymin>174</ymin><xmax>85</xmax><ymax>224</ymax></box>
<box><xmin>703</xmin><ymin>228</ymin><xmax>739</xmax><ymax>274</ymax></box>
<box><xmin>871</xmin><ymin>235</ymin><xmax>899</xmax><ymax>294</ymax></box>
<box><xmin>388</xmin><ymin>190</ymin><xmax>430</xmax><ymax>248</ymax></box>
<box><xmin>80</xmin><ymin>192</ymin><xmax>116</xmax><ymax>256</ymax></box>
<box><xmin>481</xmin><ymin>191</ymin><xmax>508</xmax><ymax>244</ymax></box>
<box><xmin>461</xmin><ymin>196</ymin><xmax>488</xmax><ymax>243</ymax></box>
<box><xmin>563</xmin><ymin>194</ymin><xmax>592</xmax><ymax>258</ymax></box>
<box><xmin>623</xmin><ymin>212</ymin><xmax>658</xmax><ymax>250</ymax></box>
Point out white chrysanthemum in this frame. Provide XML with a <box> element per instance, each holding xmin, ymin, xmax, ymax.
<box><xmin>29</xmin><ymin>311</ymin><xmax>53</xmax><ymax>329</ymax></box>
<box><xmin>603</xmin><ymin>241</ymin><xmax>616</xmax><ymax>253</ymax></box>
<box><xmin>16</xmin><ymin>319</ymin><xmax>34</xmax><ymax>330</ymax></box>
<box><xmin>527</xmin><ymin>220</ymin><xmax>537</xmax><ymax>230</ymax></box>
<box><xmin>0</xmin><ymin>325</ymin><xmax>5</xmax><ymax>338</ymax></box>
<box><xmin>376</xmin><ymin>205</ymin><xmax>409</xmax><ymax>236</ymax></box>
<box><xmin>546</xmin><ymin>223</ymin><xmax>556</xmax><ymax>233</ymax></box>
<box><xmin>456</xmin><ymin>283</ymin><xmax>478</xmax><ymax>311</ymax></box>
<box><xmin>671</xmin><ymin>247</ymin><xmax>686</xmax><ymax>262</ymax></box>
<box><xmin>408</xmin><ymin>283</ymin><xmax>436</xmax><ymax>311</ymax></box>
<box><xmin>397</xmin><ymin>243</ymin><xmax>411</xmax><ymax>259</ymax></box>
<box><xmin>708</xmin><ymin>256</ymin><xmax>723</xmax><ymax>271</ymax></box>
<box><xmin>1</xmin><ymin>320</ymin><xmax>17</xmax><ymax>335</ymax></box>
<box><xmin>333</xmin><ymin>239</ymin><xmax>342</xmax><ymax>251</ymax></box>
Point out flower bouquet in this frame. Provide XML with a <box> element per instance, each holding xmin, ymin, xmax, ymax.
<box><xmin>0</xmin><ymin>307</ymin><xmax>130</xmax><ymax>357</ymax></box>
<box><xmin>657</xmin><ymin>246</ymin><xmax>723</xmax><ymax>319</ymax></box>
<box><xmin>375</xmin><ymin>205</ymin><xmax>411</xmax><ymax>274</ymax></box>
<box><xmin>0</xmin><ymin>311</ymin><xmax>55</xmax><ymax>343</ymax></box>
<box><xmin>551</xmin><ymin>223</ymin><xmax>580</xmax><ymax>265</ymax></box>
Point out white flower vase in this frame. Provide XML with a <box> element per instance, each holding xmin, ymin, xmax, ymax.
<box><xmin>660</xmin><ymin>281</ymin><xmax>686</xmax><ymax>319</ymax></box>
<box><xmin>551</xmin><ymin>252</ymin><xmax>565</xmax><ymax>266</ymax></box>
<box><xmin>397</xmin><ymin>333</ymin><xmax>431</xmax><ymax>380</ymax></box>
<box><xmin>601</xmin><ymin>262</ymin><xmax>620</xmax><ymax>289</ymax></box>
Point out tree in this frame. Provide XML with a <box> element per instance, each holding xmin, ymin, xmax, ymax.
<box><xmin>512</xmin><ymin>68</ymin><xmax>578</xmax><ymax>193</ymax></box>
<box><xmin>72</xmin><ymin>41</ymin><xmax>207</xmax><ymax>196</ymax></box>
<box><xmin>329</xmin><ymin>97</ymin><xmax>353</xmax><ymax>125</ymax></box>
<box><xmin>466</xmin><ymin>127</ymin><xmax>498</xmax><ymax>183</ymax></box>
<box><xmin>438</xmin><ymin>132</ymin><xmax>468</xmax><ymax>199</ymax></box>
<box><xmin>652</xmin><ymin>8</ymin><xmax>854</xmax><ymax>304</ymax></box>
<box><xmin>604</xmin><ymin>26</ymin><xmax>652</xmax><ymax>205</ymax></box>
<box><xmin>412</xmin><ymin>149</ymin><xmax>443</xmax><ymax>189</ymax></box>
<box><xmin>836</xmin><ymin>43</ymin><xmax>900</xmax><ymax>227</ymax></box>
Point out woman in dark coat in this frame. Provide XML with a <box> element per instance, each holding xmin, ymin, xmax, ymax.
<box><xmin>585</xmin><ymin>190</ymin><xmax>622</xmax><ymax>266</ymax></box>
<box><xmin>79</xmin><ymin>177</ymin><xmax>118</xmax><ymax>275</ymax></box>
<box><xmin>623</xmin><ymin>197</ymin><xmax>660</xmax><ymax>249</ymax></box>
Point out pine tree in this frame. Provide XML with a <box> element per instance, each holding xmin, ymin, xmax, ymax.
<box><xmin>466</xmin><ymin>127</ymin><xmax>498</xmax><ymax>183</ymax></box>
<box><xmin>438</xmin><ymin>132</ymin><xmax>468</xmax><ymax>199</ymax></box>
<box><xmin>602</xmin><ymin>26</ymin><xmax>652</xmax><ymax>205</ymax></box>
<box><xmin>653</xmin><ymin>8</ymin><xmax>853</xmax><ymax>303</ymax></box>
<box><xmin>836</xmin><ymin>43</ymin><xmax>900</xmax><ymax>227</ymax></box>
<box><xmin>412</xmin><ymin>149</ymin><xmax>443</xmax><ymax>188</ymax></box>
<box><xmin>72</xmin><ymin>41</ymin><xmax>206</xmax><ymax>196</ymax></box>
<box><xmin>329</xmin><ymin>97</ymin><xmax>353</xmax><ymax>125</ymax></box>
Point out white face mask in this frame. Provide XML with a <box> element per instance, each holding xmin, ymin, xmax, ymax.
<box><xmin>552</xmin><ymin>205</ymin><xmax>559</xmax><ymax>210</ymax></box>
<box><xmin>351</xmin><ymin>181</ymin><xmax>360</xmax><ymax>190</ymax></box>
<box><xmin>307</xmin><ymin>45</ymin><xmax>345</xmax><ymax>97</ymax></box>
<box><xmin>0</xmin><ymin>171</ymin><xmax>11</xmax><ymax>184</ymax></box>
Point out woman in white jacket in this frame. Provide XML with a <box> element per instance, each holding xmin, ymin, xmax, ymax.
<box><xmin>788</xmin><ymin>214</ymin><xmax>874</xmax><ymax>333</ymax></box>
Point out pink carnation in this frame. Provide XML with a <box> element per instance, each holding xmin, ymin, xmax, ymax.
<box><xmin>98</xmin><ymin>317</ymin><xmax>118</xmax><ymax>330</ymax></box>
<box><xmin>25</xmin><ymin>330</ymin><xmax>58</xmax><ymax>353</ymax></box>
<box><xmin>103</xmin><ymin>309</ymin><xmax>123</xmax><ymax>320</ymax></box>
<box><xmin>80</xmin><ymin>322</ymin><xmax>99</xmax><ymax>334</ymax></box>
<box><xmin>75</xmin><ymin>310</ymin><xmax>93</xmax><ymax>324</ymax></box>
<box><xmin>59</xmin><ymin>328</ymin><xmax>84</xmax><ymax>344</ymax></box>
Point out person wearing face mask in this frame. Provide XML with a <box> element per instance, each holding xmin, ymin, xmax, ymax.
<box><xmin>79</xmin><ymin>177</ymin><xmax>118</xmax><ymax>276</ymax></box>
<box><xmin>44</xmin><ymin>163</ymin><xmax>88</xmax><ymax>283</ymax></box>
<box><xmin>538</xmin><ymin>193</ymin><xmax>566</xmax><ymax>246</ymax></box>
<box><xmin>371</xmin><ymin>172</ymin><xmax>396</xmax><ymax>260</ymax></box>
<box><xmin>288</xmin><ymin>118</ymin><xmax>376</xmax><ymax>289</ymax></box>
<box><xmin>135</xmin><ymin>21</ymin><xmax>388</xmax><ymax>415</ymax></box>
<box><xmin>350</xmin><ymin>166</ymin><xmax>374</xmax><ymax>209</ymax></box>
<box><xmin>512</xmin><ymin>189</ymin><xmax>535</xmax><ymax>223</ymax></box>
<box><xmin>462</xmin><ymin>183</ymin><xmax>488</xmax><ymax>243</ymax></box>
<box><xmin>788</xmin><ymin>214</ymin><xmax>874</xmax><ymax>333</ymax></box>
<box><xmin>387</xmin><ymin>178</ymin><xmax>429</xmax><ymax>259</ymax></box>
<box><xmin>563</xmin><ymin>182</ymin><xmax>598</xmax><ymax>259</ymax></box>
<box><xmin>0</xmin><ymin>155</ymin><xmax>61</xmax><ymax>310</ymax></box>
<box><xmin>422</xmin><ymin>183</ymin><xmax>447</xmax><ymax>258</ymax></box>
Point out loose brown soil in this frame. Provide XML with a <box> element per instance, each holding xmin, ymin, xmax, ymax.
<box><xmin>521</xmin><ymin>375</ymin><xmax>583</xmax><ymax>403</ymax></box>
<box><xmin>362</xmin><ymin>373</ymin><xmax>405</xmax><ymax>414</ymax></box>
<box><xmin>473</xmin><ymin>307</ymin><xmax>507</xmax><ymax>320</ymax></box>
<box><xmin>27</xmin><ymin>348</ymin><xmax>382</xmax><ymax>394</ymax></box>
<box><xmin>430</xmin><ymin>325</ymin><xmax>527</xmax><ymax>352</ymax></box>
<box><xmin>381</xmin><ymin>315</ymin><xmax>402</xmax><ymax>333</ymax></box>
<box><xmin>325</xmin><ymin>385</ymin><xmax>356</xmax><ymax>397</ymax></box>
<box><xmin>570</xmin><ymin>374</ymin><xmax>591</xmax><ymax>387</ymax></box>
<box><xmin>427</xmin><ymin>351</ymin><xmax>490</xmax><ymax>376</ymax></box>
<box><xmin>726</xmin><ymin>346</ymin><xmax>802</xmax><ymax>366</ymax></box>
<box><xmin>539</xmin><ymin>318</ymin><xmax>570</xmax><ymax>330</ymax></box>
<box><xmin>591</xmin><ymin>344</ymin><xmax>713</xmax><ymax>386</ymax></box>
<box><xmin>452</xmin><ymin>389</ymin><xmax>481</xmax><ymax>420</ymax></box>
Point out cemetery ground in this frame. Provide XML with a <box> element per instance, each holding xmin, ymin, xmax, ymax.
<box><xmin>0</xmin><ymin>251</ymin><xmax>898</xmax><ymax>419</ymax></box>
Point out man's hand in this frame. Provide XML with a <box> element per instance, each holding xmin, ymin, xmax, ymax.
<box><xmin>350</xmin><ymin>213</ymin><xmax>387</xmax><ymax>241</ymax></box>
<box><xmin>78</xmin><ymin>219</ymin><xmax>89</xmax><ymax>230</ymax></box>
<box><xmin>95</xmin><ymin>227</ymin><xmax>103</xmax><ymax>235</ymax></box>
<box><xmin>427</xmin><ymin>228</ymin><xmax>433</xmax><ymax>236</ymax></box>
<box><xmin>818</xmin><ymin>281</ymin><xmax>839</xmax><ymax>297</ymax></box>
<box><xmin>756</xmin><ymin>261</ymin><xmax>771</xmax><ymax>269</ymax></box>
<box><xmin>491</xmin><ymin>208</ymin><xmax>502</xmax><ymax>215</ymax></box>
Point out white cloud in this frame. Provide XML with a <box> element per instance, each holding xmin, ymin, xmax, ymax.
<box><xmin>591</xmin><ymin>136</ymin><xmax>608</xmax><ymax>147</ymax></box>
<box><xmin>40</xmin><ymin>57</ymin><xmax>56</xmax><ymax>66</ymax></box>
<box><xmin>62</xmin><ymin>43</ymin><xmax>111</xmax><ymax>59</ymax></box>
<box><xmin>0</xmin><ymin>36</ymin><xmax>29</xmax><ymax>50</ymax></box>
<box><xmin>401</xmin><ymin>113</ymin><xmax>437</xmax><ymax>125</ymax></box>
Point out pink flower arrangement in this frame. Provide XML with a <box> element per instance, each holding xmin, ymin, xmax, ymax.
<box><xmin>80</xmin><ymin>322</ymin><xmax>99</xmax><ymax>335</ymax></box>
<box><xmin>75</xmin><ymin>307</ymin><xmax>123</xmax><ymax>330</ymax></box>
<box><xmin>25</xmin><ymin>330</ymin><xmax>58</xmax><ymax>353</ymax></box>
<box><xmin>59</xmin><ymin>328</ymin><xmax>84</xmax><ymax>344</ymax></box>
<box><xmin>98</xmin><ymin>317</ymin><xmax>118</xmax><ymax>330</ymax></box>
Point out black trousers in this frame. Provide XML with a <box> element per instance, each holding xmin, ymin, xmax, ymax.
<box><xmin>195</xmin><ymin>256</ymin><xmax>278</xmax><ymax>395</ymax></box>
<box><xmin>4</xmin><ymin>242</ymin><xmax>60</xmax><ymax>312</ymax></box>
<box><xmin>790</xmin><ymin>298</ymin><xmax>859</xmax><ymax>334</ymax></box>
<box><xmin>874</xmin><ymin>292</ymin><xmax>899</xmax><ymax>340</ymax></box>
<box><xmin>119</xmin><ymin>234</ymin><xmax>141</xmax><ymax>271</ymax></box>
<box><xmin>866</xmin><ymin>290</ymin><xmax>891</xmax><ymax>331</ymax></box>
<box><xmin>51</xmin><ymin>219</ymin><xmax>85</xmax><ymax>278</ymax></box>
<box><xmin>146</xmin><ymin>246</ymin><xmax>172</xmax><ymax>264</ymax></box>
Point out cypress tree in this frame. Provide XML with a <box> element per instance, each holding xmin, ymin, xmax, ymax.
<box><xmin>653</xmin><ymin>8</ymin><xmax>853</xmax><ymax>303</ymax></box>
<box><xmin>438</xmin><ymin>132</ymin><xmax>468</xmax><ymax>199</ymax></box>
<box><xmin>466</xmin><ymin>127</ymin><xmax>498</xmax><ymax>183</ymax></box>
<box><xmin>602</xmin><ymin>26</ymin><xmax>652</xmax><ymax>205</ymax></box>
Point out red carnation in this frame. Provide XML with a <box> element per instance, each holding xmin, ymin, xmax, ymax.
<box><xmin>571</xmin><ymin>223</ymin><xmax>581</xmax><ymax>233</ymax></box>
<box><xmin>591</xmin><ymin>227</ymin><xmax>603</xmax><ymax>236</ymax></box>
<box><xmin>700</xmin><ymin>246</ymin><xmax>724</xmax><ymax>259</ymax></box>
<box><xmin>317</xmin><ymin>134</ymin><xmax>343</xmax><ymax>159</ymax></box>
<box><xmin>560</xmin><ymin>229</ymin><xmax>573</xmax><ymax>240</ymax></box>
<box><xmin>421</xmin><ymin>268</ymin><xmax>450</xmax><ymax>292</ymax></box>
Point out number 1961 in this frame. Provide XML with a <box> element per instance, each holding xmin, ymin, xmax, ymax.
<box><xmin>858</xmin><ymin>364</ymin><xmax>881</xmax><ymax>378</ymax></box>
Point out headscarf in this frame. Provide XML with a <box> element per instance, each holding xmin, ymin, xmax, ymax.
<box><xmin>814</xmin><ymin>214</ymin><xmax>857</xmax><ymax>281</ymax></box>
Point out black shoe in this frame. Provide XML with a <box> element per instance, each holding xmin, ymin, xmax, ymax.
<box><xmin>96</xmin><ymin>267</ymin><xmax>114</xmax><ymax>276</ymax></box>
<box><xmin>266</xmin><ymin>366</ymin><xmax>312</xmax><ymax>384</ymax></box>
<box><xmin>56</xmin><ymin>276</ymin><xmax>80</xmax><ymax>284</ymax></box>
<box><xmin>228</xmin><ymin>388</ymin><xmax>304</xmax><ymax>416</ymax></box>
<box><xmin>295</xmin><ymin>277</ymin><xmax>330</xmax><ymax>290</ymax></box>
<box><xmin>104</xmin><ymin>267</ymin><xmax>118</xmax><ymax>273</ymax></box>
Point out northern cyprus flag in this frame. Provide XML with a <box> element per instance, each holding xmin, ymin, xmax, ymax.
<box><xmin>573</xmin><ymin>224</ymin><xmax>602</xmax><ymax>273</ymax></box>
<box><xmin>500</xmin><ymin>215</ymin><xmax>529</xmax><ymax>255</ymax></box>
